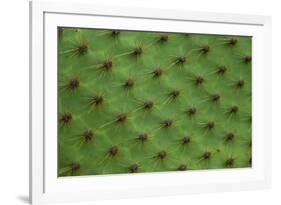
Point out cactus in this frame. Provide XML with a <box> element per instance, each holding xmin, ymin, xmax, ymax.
<box><xmin>58</xmin><ymin>27</ymin><xmax>252</xmax><ymax>176</ymax></box>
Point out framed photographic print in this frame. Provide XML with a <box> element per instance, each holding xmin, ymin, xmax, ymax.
<box><xmin>29</xmin><ymin>1</ymin><xmax>272</xmax><ymax>204</ymax></box>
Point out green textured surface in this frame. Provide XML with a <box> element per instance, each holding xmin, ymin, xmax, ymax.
<box><xmin>58</xmin><ymin>27</ymin><xmax>252</xmax><ymax>176</ymax></box>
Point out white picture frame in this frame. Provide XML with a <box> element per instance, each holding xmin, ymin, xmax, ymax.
<box><xmin>29</xmin><ymin>1</ymin><xmax>272</xmax><ymax>204</ymax></box>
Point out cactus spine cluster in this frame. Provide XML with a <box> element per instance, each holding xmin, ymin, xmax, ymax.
<box><xmin>58</xmin><ymin>27</ymin><xmax>252</xmax><ymax>176</ymax></box>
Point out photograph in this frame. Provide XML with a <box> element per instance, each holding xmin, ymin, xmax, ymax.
<box><xmin>58</xmin><ymin>28</ymin><xmax>252</xmax><ymax>176</ymax></box>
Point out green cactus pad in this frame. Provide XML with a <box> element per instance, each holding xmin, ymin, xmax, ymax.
<box><xmin>58</xmin><ymin>27</ymin><xmax>252</xmax><ymax>176</ymax></box>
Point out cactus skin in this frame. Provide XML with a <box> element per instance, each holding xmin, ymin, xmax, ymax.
<box><xmin>58</xmin><ymin>27</ymin><xmax>252</xmax><ymax>176</ymax></box>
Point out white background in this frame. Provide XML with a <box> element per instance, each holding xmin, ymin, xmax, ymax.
<box><xmin>0</xmin><ymin>0</ymin><xmax>277</xmax><ymax>204</ymax></box>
